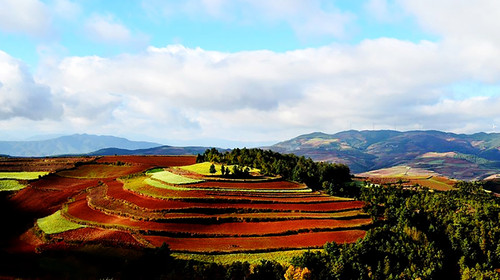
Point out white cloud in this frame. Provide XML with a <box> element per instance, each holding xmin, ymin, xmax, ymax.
<box><xmin>0</xmin><ymin>0</ymin><xmax>51</xmax><ymax>37</ymax></box>
<box><xmin>84</xmin><ymin>14</ymin><xmax>148</xmax><ymax>46</ymax></box>
<box><xmin>400</xmin><ymin>0</ymin><xmax>500</xmax><ymax>44</ymax></box>
<box><xmin>0</xmin><ymin>51</ymin><xmax>62</xmax><ymax>120</ymax></box>
<box><xmin>398</xmin><ymin>0</ymin><xmax>500</xmax><ymax>86</ymax></box>
<box><xmin>85</xmin><ymin>14</ymin><xmax>132</xmax><ymax>44</ymax></box>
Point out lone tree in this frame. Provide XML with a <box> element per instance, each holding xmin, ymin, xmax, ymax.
<box><xmin>209</xmin><ymin>163</ymin><xmax>217</xmax><ymax>175</ymax></box>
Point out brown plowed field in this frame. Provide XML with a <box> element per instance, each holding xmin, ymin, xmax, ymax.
<box><xmin>89</xmin><ymin>183</ymin><xmax>367</xmax><ymax>222</ymax></box>
<box><xmin>51</xmin><ymin>227</ymin><xmax>144</xmax><ymax>248</ymax></box>
<box><xmin>100</xmin><ymin>187</ymin><xmax>365</xmax><ymax>212</ymax></box>
<box><xmin>141</xmin><ymin>230</ymin><xmax>366</xmax><ymax>252</ymax></box>
<box><xmin>68</xmin><ymin>192</ymin><xmax>370</xmax><ymax>236</ymax></box>
<box><xmin>10</xmin><ymin>175</ymin><xmax>99</xmax><ymax>214</ymax></box>
<box><xmin>0</xmin><ymin>157</ymin><xmax>96</xmax><ymax>172</ymax></box>
<box><xmin>57</xmin><ymin>164</ymin><xmax>145</xmax><ymax>179</ymax></box>
<box><xmin>192</xmin><ymin>180</ymin><xmax>308</xmax><ymax>190</ymax></box>
<box><xmin>95</xmin><ymin>155</ymin><xmax>196</xmax><ymax>168</ymax></box>
<box><xmin>118</xmin><ymin>178</ymin><xmax>347</xmax><ymax>203</ymax></box>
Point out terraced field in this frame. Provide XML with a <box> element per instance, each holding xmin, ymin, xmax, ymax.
<box><xmin>358</xmin><ymin>165</ymin><xmax>457</xmax><ymax>191</ymax></box>
<box><xmin>11</xmin><ymin>156</ymin><xmax>369</xmax><ymax>261</ymax></box>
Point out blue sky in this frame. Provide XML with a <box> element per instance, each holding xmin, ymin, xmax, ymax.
<box><xmin>1</xmin><ymin>0</ymin><xmax>432</xmax><ymax>67</ymax></box>
<box><xmin>1</xmin><ymin>0</ymin><xmax>500</xmax><ymax>146</ymax></box>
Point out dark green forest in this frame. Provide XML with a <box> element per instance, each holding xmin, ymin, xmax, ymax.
<box><xmin>197</xmin><ymin>148</ymin><xmax>353</xmax><ymax>194</ymax></box>
<box><xmin>292</xmin><ymin>182</ymin><xmax>500</xmax><ymax>279</ymax></box>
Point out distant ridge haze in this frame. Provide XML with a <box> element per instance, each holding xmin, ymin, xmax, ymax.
<box><xmin>0</xmin><ymin>134</ymin><xmax>163</xmax><ymax>157</ymax></box>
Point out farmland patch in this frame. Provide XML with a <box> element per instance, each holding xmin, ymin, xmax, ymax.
<box><xmin>0</xmin><ymin>180</ymin><xmax>26</xmax><ymax>191</ymax></box>
<box><xmin>0</xmin><ymin>171</ymin><xmax>48</xmax><ymax>180</ymax></box>
<box><xmin>10</xmin><ymin>155</ymin><xmax>369</xmax><ymax>260</ymax></box>
<box><xmin>150</xmin><ymin>170</ymin><xmax>204</xmax><ymax>185</ymax></box>
<box><xmin>37</xmin><ymin>210</ymin><xmax>87</xmax><ymax>235</ymax></box>
<box><xmin>57</xmin><ymin>164</ymin><xmax>139</xmax><ymax>179</ymax></box>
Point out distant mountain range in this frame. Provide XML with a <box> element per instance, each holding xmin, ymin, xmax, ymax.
<box><xmin>3</xmin><ymin>130</ymin><xmax>500</xmax><ymax>180</ymax></box>
<box><xmin>0</xmin><ymin>134</ymin><xmax>163</xmax><ymax>157</ymax></box>
<box><xmin>268</xmin><ymin>130</ymin><xmax>500</xmax><ymax>180</ymax></box>
<box><xmin>88</xmin><ymin>146</ymin><xmax>221</xmax><ymax>156</ymax></box>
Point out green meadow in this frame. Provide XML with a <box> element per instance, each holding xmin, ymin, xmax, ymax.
<box><xmin>0</xmin><ymin>180</ymin><xmax>26</xmax><ymax>191</ymax></box>
<box><xmin>151</xmin><ymin>170</ymin><xmax>203</xmax><ymax>185</ymax></box>
<box><xmin>179</xmin><ymin>162</ymin><xmax>260</xmax><ymax>176</ymax></box>
<box><xmin>0</xmin><ymin>171</ymin><xmax>48</xmax><ymax>180</ymax></box>
<box><xmin>37</xmin><ymin>210</ymin><xmax>86</xmax><ymax>235</ymax></box>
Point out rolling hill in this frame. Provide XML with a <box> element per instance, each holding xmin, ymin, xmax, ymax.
<box><xmin>268</xmin><ymin>130</ymin><xmax>500</xmax><ymax>180</ymax></box>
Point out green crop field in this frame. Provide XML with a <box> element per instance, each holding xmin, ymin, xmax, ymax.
<box><xmin>178</xmin><ymin>162</ymin><xmax>220</xmax><ymax>175</ymax></box>
<box><xmin>37</xmin><ymin>210</ymin><xmax>86</xmax><ymax>235</ymax></box>
<box><xmin>172</xmin><ymin>249</ymin><xmax>323</xmax><ymax>265</ymax></box>
<box><xmin>145</xmin><ymin>178</ymin><xmax>312</xmax><ymax>193</ymax></box>
<box><xmin>145</xmin><ymin>168</ymin><xmax>165</xmax><ymax>174</ymax></box>
<box><xmin>151</xmin><ymin>170</ymin><xmax>204</xmax><ymax>185</ymax></box>
<box><xmin>178</xmin><ymin>162</ymin><xmax>260</xmax><ymax>176</ymax></box>
<box><xmin>0</xmin><ymin>180</ymin><xmax>26</xmax><ymax>191</ymax></box>
<box><xmin>144</xmin><ymin>178</ymin><xmax>194</xmax><ymax>191</ymax></box>
<box><xmin>0</xmin><ymin>171</ymin><xmax>48</xmax><ymax>180</ymax></box>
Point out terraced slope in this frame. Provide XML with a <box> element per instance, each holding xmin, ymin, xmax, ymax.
<box><xmin>14</xmin><ymin>156</ymin><xmax>369</xmax><ymax>256</ymax></box>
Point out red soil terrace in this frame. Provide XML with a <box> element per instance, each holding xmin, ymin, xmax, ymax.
<box><xmin>9</xmin><ymin>155</ymin><xmax>370</xmax><ymax>254</ymax></box>
<box><xmin>142</xmin><ymin>230</ymin><xmax>367</xmax><ymax>253</ymax></box>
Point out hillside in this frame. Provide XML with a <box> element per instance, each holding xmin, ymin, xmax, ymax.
<box><xmin>1</xmin><ymin>153</ymin><xmax>498</xmax><ymax>279</ymax></box>
<box><xmin>1</xmin><ymin>154</ymin><xmax>364</xmax><ymax>278</ymax></box>
<box><xmin>269</xmin><ymin>130</ymin><xmax>500</xmax><ymax>180</ymax></box>
<box><xmin>0</xmin><ymin>134</ymin><xmax>162</xmax><ymax>157</ymax></box>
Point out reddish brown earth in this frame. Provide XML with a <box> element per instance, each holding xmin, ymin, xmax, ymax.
<box><xmin>0</xmin><ymin>157</ymin><xmax>96</xmax><ymax>172</ymax></box>
<box><xmin>142</xmin><ymin>230</ymin><xmax>367</xmax><ymax>253</ymax></box>
<box><xmin>93</xmin><ymin>186</ymin><xmax>364</xmax><ymax>212</ymax></box>
<box><xmin>10</xmin><ymin>175</ymin><xmax>99</xmax><ymax>215</ymax></box>
<box><xmin>57</xmin><ymin>164</ymin><xmax>146</xmax><ymax>179</ymax></box>
<box><xmin>5</xmin><ymin>155</ymin><xmax>370</xmax><ymax>255</ymax></box>
<box><xmin>67</xmin><ymin>191</ymin><xmax>370</xmax><ymax>236</ymax></box>
<box><xmin>116</xmin><ymin>179</ymin><xmax>347</xmax><ymax>203</ymax></box>
<box><xmin>95</xmin><ymin>155</ymin><xmax>196</xmax><ymax>168</ymax></box>
<box><xmin>192</xmin><ymin>180</ymin><xmax>308</xmax><ymax>190</ymax></box>
<box><xmin>49</xmin><ymin>228</ymin><xmax>144</xmax><ymax>249</ymax></box>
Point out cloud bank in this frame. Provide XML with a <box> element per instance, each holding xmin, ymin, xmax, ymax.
<box><xmin>0</xmin><ymin>51</ymin><xmax>62</xmax><ymax>120</ymax></box>
<box><xmin>29</xmin><ymin>36</ymin><xmax>500</xmax><ymax>142</ymax></box>
<box><xmin>0</xmin><ymin>0</ymin><xmax>51</xmax><ymax>37</ymax></box>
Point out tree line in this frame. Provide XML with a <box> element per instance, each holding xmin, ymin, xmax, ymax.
<box><xmin>197</xmin><ymin>148</ymin><xmax>353</xmax><ymax>194</ymax></box>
